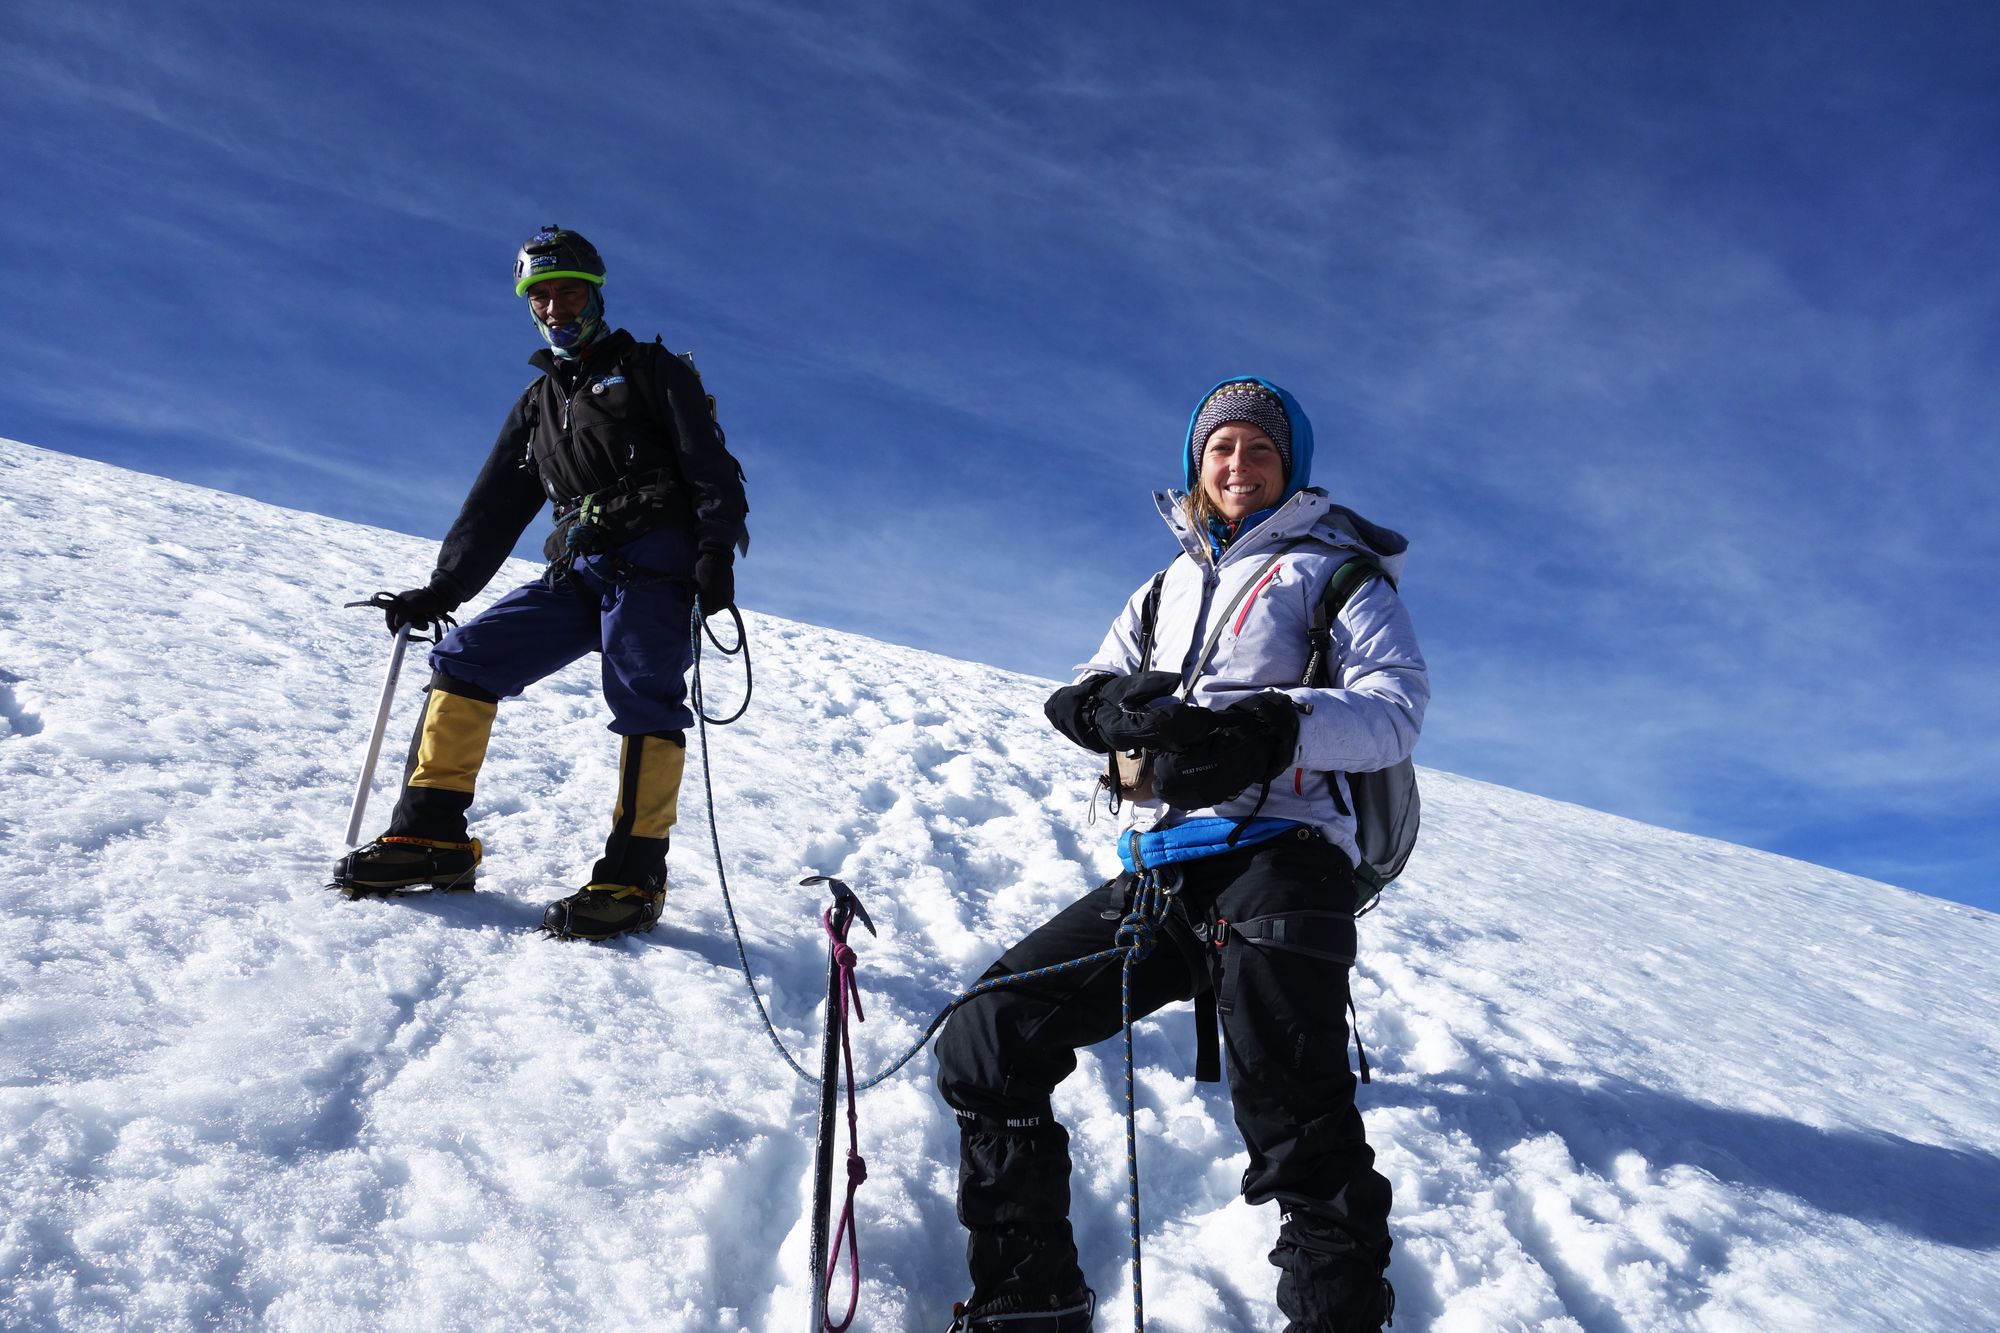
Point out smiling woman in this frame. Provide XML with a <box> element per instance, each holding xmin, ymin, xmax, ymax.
<box><xmin>934</xmin><ymin>376</ymin><xmax>1430</xmax><ymax>1332</ymax></box>
<box><xmin>1185</xmin><ymin>380</ymin><xmax>1300</xmax><ymax>536</ymax></box>
<box><xmin>1199</xmin><ymin>423</ymin><xmax>1285</xmax><ymax>519</ymax></box>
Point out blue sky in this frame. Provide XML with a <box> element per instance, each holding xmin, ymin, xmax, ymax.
<box><xmin>6</xmin><ymin>1</ymin><xmax>1996</xmax><ymax>912</ymax></box>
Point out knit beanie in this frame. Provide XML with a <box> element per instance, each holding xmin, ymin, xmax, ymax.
<box><xmin>1190</xmin><ymin>381</ymin><xmax>1293</xmax><ymax>481</ymax></box>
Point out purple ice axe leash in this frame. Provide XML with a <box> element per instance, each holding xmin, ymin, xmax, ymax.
<box><xmin>804</xmin><ymin>875</ymin><xmax>874</xmax><ymax>1333</ymax></box>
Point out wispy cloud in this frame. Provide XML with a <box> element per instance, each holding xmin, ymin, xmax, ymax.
<box><xmin>5</xmin><ymin>0</ymin><xmax>1996</xmax><ymax>907</ymax></box>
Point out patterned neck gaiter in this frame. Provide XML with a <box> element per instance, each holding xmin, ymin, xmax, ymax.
<box><xmin>536</xmin><ymin>287</ymin><xmax>606</xmax><ymax>359</ymax></box>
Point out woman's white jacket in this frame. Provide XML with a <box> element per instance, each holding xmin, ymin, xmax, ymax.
<box><xmin>1077</xmin><ymin>488</ymin><xmax>1429</xmax><ymax>869</ymax></box>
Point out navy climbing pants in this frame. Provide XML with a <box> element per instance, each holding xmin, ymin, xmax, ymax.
<box><xmin>934</xmin><ymin>828</ymin><xmax>1392</xmax><ymax>1331</ymax></box>
<box><xmin>429</xmin><ymin>527</ymin><xmax>698</xmax><ymax>736</ymax></box>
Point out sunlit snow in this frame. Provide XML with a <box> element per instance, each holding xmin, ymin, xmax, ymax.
<box><xmin>2</xmin><ymin>439</ymin><xmax>1995</xmax><ymax>1331</ymax></box>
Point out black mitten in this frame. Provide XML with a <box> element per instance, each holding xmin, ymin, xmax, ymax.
<box><xmin>1044</xmin><ymin>674</ymin><xmax>1115</xmax><ymax>752</ymax></box>
<box><xmin>1153</xmin><ymin>692</ymin><xmax>1301</xmax><ymax>810</ymax></box>
<box><xmin>1092</xmin><ymin>671</ymin><xmax>1218</xmax><ymax>753</ymax></box>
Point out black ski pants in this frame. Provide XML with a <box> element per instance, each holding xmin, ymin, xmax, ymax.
<box><xmin>934</xmin><ymin>828</ymin><xmax>1393</xmax><ymax>1331</ymax></box>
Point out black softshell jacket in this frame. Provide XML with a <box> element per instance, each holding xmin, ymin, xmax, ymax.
<box><xmin>429</xmin><ymin>328</ymin><xmax>749</xmax><ymax>602</ymax></box>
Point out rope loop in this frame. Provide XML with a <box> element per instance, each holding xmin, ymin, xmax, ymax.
<box><xmin>690</xmin><ymin>601</ymin><xmax>753</xmax><ymax>725</ymax></box>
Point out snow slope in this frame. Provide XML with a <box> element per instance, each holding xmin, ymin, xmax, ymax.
<box><xmin>1</xmin><ymin>438</ymin><xmax>1995</xmax><ymax>1332</ymax></box>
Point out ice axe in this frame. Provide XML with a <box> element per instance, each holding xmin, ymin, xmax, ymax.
<box><xmin>340</xmin><ymin>594</ymin><xmax>451</xmax><ymax>847</ymax></box>
<box><xmin>801</xmin><ymin>874</ymin><xmax>875</xmax><ymax>1332</ymax></box>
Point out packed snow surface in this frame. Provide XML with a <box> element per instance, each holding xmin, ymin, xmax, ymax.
<box><xmin>2</xmin><ymin>438</ymin><xmax>1996</xmax><ymax>1332</ymax></box>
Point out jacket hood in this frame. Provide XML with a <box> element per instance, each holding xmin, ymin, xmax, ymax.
<box><xmin>1182</xmin><ymin>375</ymin><xmax>1317</xmax><ymax>502</ymax></box>
<box><xmin>1154</xmin><ymin>487</ymin><xmax>1410</xmax><ymax>582</ymax></box>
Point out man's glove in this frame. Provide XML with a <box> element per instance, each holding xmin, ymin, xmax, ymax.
<box><xmin>1092</xmin><ymin>670</ymin><xmax>1218</xmax><ymax>753</ymax></box>
<box><xmin>1044</xmin><ymin>674</ymin><xmax>1115</xmax><ymax>752</ymax></box>
<box><xmin>694</xmin><ymin>542</ymin><xmax>735</xmax><ymax>614</ymax></box>
<box><xmin>379</xmin><ymin>584</ymin><xmax>458</xmax><ymax>635</ymax></box>
<box><xmin>1153</xmin><ymin>692</ymin><xmax>1301</xmax><ymax>810</ymax></box>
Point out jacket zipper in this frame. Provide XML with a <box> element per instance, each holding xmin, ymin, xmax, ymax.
<box><xmin>1232</xmin><ymin>562</ymin><xmax>1286</xmax><ymax>636</ymax></box>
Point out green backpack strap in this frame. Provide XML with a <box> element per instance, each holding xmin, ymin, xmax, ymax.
<box><xmin>1303</xmin><ymin>554</ymin><xmax>1390</xmax><ymax>687</ymax></box>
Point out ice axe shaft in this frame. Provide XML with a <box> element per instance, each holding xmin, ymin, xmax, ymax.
<box><xmin>801</xmin><ymin>875</ymin><xmax>873</xmax><ymax>1332</ymax></box>
<box><xmin>344</xmin><ymin>625</ymin><xmax>413</xmax><ymax>847</ymax></box>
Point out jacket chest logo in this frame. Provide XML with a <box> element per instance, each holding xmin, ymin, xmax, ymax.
<box><xmin>589</xmin><ymin>375</ymin><xmax>627</xmax><ymax>395</ymax></box>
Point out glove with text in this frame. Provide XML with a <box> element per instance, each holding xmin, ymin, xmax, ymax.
<box><xmin>1152</xmin><ymin>691</ymin><xmax>1301</xmax><ymax>811</ymax></box>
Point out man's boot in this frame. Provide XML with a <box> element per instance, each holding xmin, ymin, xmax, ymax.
<box><xmin>542</xmin><ymin>730</ymin><xmax>683</xmax><ymax>940</ymax></box>
<box><xmin>333</xmin><ymin>672</ymin><xmax>497</xmax><ymax>896</ymax></box>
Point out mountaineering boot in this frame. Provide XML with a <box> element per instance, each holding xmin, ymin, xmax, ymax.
<box><xmin>332</xmin><ymin>671</ymin><xmax>499</xmax><ymax>899</ymax></box>
<box><xmin>947</xmin><ymin>1288</ymin><xmax>1095</xmax><ymax>1332</ymax></box>
<box><xmin>590</xmin><ymin>730</ymin><xmax>682</xmax><ymax>885</ymax></box>
<box><xmin>539</xmin><ymin>730</ymin><xmax>683</xmax><ymax>940</ymax></box>
<box><xmin>541</xmin><ymin>875</ymin><xmax>667</xmax><ymax>941</ymax></box>
<box><xmin>1274</xmin><ymin>1210</ymin><xmax>1395</xmax><ymax>1332</ymax></box>
<box><xmin>332</xmin><ymin>836</ymin><xmax>482</xmax><ymax>897</ymax></box>
<box><xmin>1284</xmin><ymin>1276</ymin><xmax>1394</xmax><ymax>1332</ymax></box>
<box><xmin>1278</xmin><ymin>1265</ymin><xmax>1395</xmax><ymax>1332</ymax></box>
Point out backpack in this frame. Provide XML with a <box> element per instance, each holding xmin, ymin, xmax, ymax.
<box><xmin>1302</xmin><ymin>556</ymin><xmax>1421</xmax><ymax>908</ymax></box>
<box><xmin>1132</xmin><ymin>551</ymin><xmax>1421</xmax><ymax>912</ymax></box>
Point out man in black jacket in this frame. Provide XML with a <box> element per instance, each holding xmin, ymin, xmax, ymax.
<box><xmin>333</xmin><ymin>226</ymin><xmax>749</xmax><ymax>940</ymax></box>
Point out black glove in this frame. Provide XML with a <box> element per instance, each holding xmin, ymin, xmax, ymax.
<box><xmin>1044</xmin><ymin>674</ymin><xmax>1115</xmax><ymax>752</ymax></box>
<box><xmin>694</xmin><ymin>543</ymin><xmax>735</xmax><ymax>614</ymax></box>
<box><xmin>1092</xmin><ymin>670</ymin><xmax>1218</xmax><ymax>753</ymax></box>
<box><xmin>379</xmin><ymin>584</ymin><xmax>458</xmax><ymax>635</ymax></box>
<box><xmin>1153</xmin><ymin>692</ymin><xmax>1301</xmax><ymax>810</ymax></box>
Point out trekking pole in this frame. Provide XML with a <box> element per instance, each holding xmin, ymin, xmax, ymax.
<box><xmin>343</xmin><ymin>622</ymin><xmax>412</xmax><ymax>847</ymax></box>
<box><xmin>804</xmin><ymin>875</ymin><xmax>874</xmax><ymax>1333</ymax></box>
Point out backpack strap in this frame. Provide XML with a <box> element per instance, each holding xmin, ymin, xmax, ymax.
<box><xmin>1135</xmin><ymin>570</ymin><xmax>1168</xmax><ymax>673</ymax></box>
<box><xmin>1302</xmin><ymin>554</ymin><xmax>1390</xmax><ymax>688</ymax></box>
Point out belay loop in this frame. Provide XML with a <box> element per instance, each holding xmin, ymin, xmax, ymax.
<box><xmin>566</xmin><ymin>493</ymin><xmax>605</xmax><ymax>554</ymax></box>
<box><xmin>537</xmin><ymin>494</ymin><xmax>606</xmax><ymax>587</ymax></box>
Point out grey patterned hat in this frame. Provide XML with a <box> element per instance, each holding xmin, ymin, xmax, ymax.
<box><xmin>1191</xmin><ymin>381</ymin><xmax>1293</xmax><ymax>481</ymax></box>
